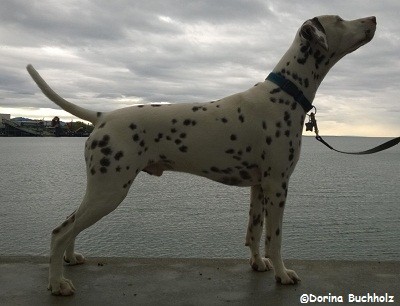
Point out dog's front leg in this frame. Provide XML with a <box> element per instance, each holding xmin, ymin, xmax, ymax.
<box><xmin>246</xmin><ymin>185</ymin><xmax>273</xmax><ymax>271</ymax></box>
<box><xmin>262</xmin><ymin>180</ymin><xmax>300</xmax><ymax>284</ymax></box>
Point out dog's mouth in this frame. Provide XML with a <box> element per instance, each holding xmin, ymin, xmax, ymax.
<box><xmin>364</xmin><ymin>28</ymin><xmax>376</xmax><ymax>43</ymax></box>
<box><xmin>347</xmin><ymin>30</ymin><xmax>375</xmax><ymax>54</ymax></box>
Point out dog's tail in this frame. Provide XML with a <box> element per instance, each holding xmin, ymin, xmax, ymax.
<box><xmin>26</xmin><ymin>64</ymin><xmax>99</xmax><ymax>124</ymax></box>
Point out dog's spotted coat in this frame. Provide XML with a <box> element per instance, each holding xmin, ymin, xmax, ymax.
<box><xmin>27</xmin><ymin>15</ymin><xmax>376</xmax><ymax>295</ymax></box>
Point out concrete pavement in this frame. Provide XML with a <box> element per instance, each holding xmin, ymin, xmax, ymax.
<box><xmin>0</xmin><ymin>257</ymin><xmax>398</xmax><ymax>305</ymax></box>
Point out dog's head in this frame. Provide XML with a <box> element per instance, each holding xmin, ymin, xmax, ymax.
<box><xmin>298</xmin><ymin>15</ymin><xmax>376</xmax><ymax>60</ymax></box>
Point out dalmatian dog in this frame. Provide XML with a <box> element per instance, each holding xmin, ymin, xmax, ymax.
<box><xmin>27</xmin><ymin>15</ymin><xmax>376</xmax><ymax>295</ymax></box>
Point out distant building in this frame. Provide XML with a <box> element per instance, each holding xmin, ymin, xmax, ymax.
<box><xmin>1</xmin><ymin>114</ymin><xmax>11</xmax><ymax>126</ymax></box>
<box><xmin>0</xmin><ymin>114</ymin><xmax>11</xmax><ymax>134</ymax></box>
<box><xmin>1</xmin><ymin>114</ymin><xmax>92</xmax><ymax>137</ymax></box>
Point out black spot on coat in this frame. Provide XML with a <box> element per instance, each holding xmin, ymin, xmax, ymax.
<box><xmin>270</xmin><ymin>88</ymin><xmax>281</xmax><ymax>94</ymax></box>
<box><xmin>101</xmin><ymin>147</ymin><xmax>112</xmax><ymax>156</ymax></box>
<box><xmin>114</xmin><ymin>151</ymin><xmax>124</xmax><ymax>160</ymax></box>
<box><xmin>100</xmin><ymin>157</ymin><xmax>110</xmax><ymax>167</ymax></box>
<box><xmin>132</xmin><ymin>134</ymin><xmax>140</xmax><ymax>142</ymax></box>
<box><xmin>239</xmin><ymin>170</ymin><xmax>251</xmax><ymax>180</ymax></box>
<box><xmin>98</xmin><ymin>135</ymin><xmax>110</xmax><ymax>147</ymax></box>
<box><xmin>179</xmin><ymin>145</ymin><xmax>188</xmax><ymax>153</ymax></box>
<box><xmin>91</xmin><ymin>140</ymin><xmax>98</xmax><ymax>149</ymax></box>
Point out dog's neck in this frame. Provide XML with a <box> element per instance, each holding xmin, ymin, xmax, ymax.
<box><xmin>271</xmin><ymin>39</ymin><xmax>334</xmax><ymax>104</ymax></box>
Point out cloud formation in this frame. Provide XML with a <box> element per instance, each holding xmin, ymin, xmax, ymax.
<box><xmin>0</xmin><ymin>0</ymin><xmax>399</xmax><ymax>136</ymax></box>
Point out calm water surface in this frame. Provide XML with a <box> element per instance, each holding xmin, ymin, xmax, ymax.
<box><xmin>0</xmin><ymin>136</ymin><xmax>399</xmax><ymax>260</ymax></box>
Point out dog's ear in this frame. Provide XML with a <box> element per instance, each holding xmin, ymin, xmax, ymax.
<box><xmin>300</xmin><ymin>19</ymin><xmax>329</xmax><ymax>51</ymax></box>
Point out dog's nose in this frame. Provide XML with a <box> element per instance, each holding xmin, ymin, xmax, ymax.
<box><xmin>369</xmin><ymin>16</ymin><xmax>377</xmax><ymax>25</ymax></box>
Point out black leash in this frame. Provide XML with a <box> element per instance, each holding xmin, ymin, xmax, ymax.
<box><xmin>306</xmin><ymin>111</ymin><xmax>400</xmax><ymax>155</ymax></box>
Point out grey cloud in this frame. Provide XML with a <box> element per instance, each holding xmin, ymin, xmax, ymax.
<box><xmin>0</xmin><ymin>0</ymin><xmax>399</xmax><ymax>136</ymax></box>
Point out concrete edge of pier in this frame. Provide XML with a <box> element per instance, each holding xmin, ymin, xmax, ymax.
<box><xmin>1</xmin><ymin>256</ymin><xmax>398</xmax><ymax>305</ymax></box>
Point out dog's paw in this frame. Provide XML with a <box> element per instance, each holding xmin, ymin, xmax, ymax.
<box><xmin>48</xmin><ymin>277</ymin><xmax>76</xmax><ymax>296</ymax></box>
<box><xmin>64</xmin><ymin>252</ymin><xmax>85</xmax><ymax>265</ymax></box>
<box><xmin>275</xmin><ymin>269</ymin><xmax>301</xmax><ymax>285</ymax></box>
<box><xmin>250</xmin><ymin>256</ymin><xmax>273</xmax><ymax>272</ymax></box>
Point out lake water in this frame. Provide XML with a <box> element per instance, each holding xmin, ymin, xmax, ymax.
<box><xmin>0</xmin><ymin>136</ymin><xmax>399</xmax><ymax>260</ymax></box>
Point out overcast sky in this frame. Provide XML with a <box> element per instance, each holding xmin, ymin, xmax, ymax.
<box><xmin>0</xmin><ymin>0</ymin><xmax>399</xmax><ymax>136</ymax></box>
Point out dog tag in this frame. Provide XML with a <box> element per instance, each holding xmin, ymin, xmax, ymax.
<box><xmin>305</xmin><ymin>115</ymin><xmax>315</xmax><ymax>132</ymax></box>
<box><xmin>305</xmin><ymin>120</ymin><xmax>314</xmax><ymax>132</ymax></box>
<box><xmin>305</xmin><ymin>112</ymin><xmax>319</xmax><ymax>135</ymax></box>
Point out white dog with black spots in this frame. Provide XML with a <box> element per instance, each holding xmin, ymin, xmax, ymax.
<box><xmin>27</xmin><ymin>15</ymin><xmax>376</xmax><ymax>295</ymax></box>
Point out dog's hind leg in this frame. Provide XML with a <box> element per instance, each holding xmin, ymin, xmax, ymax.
<box><xmin>48</xmin><ymin>178</ymin><xmax>133</xmax><ymax>296</ymax></box>
<box><xmin>246</xmin><ymin>185</ymin><xmax>273</xmax><ymax>272</ymax></box>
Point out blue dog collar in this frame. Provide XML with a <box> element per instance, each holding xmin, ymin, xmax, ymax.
<box><xmin>266</xmin><ymin>73</ymin><xmax>313</xmax><ymax>112</ymax></box>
